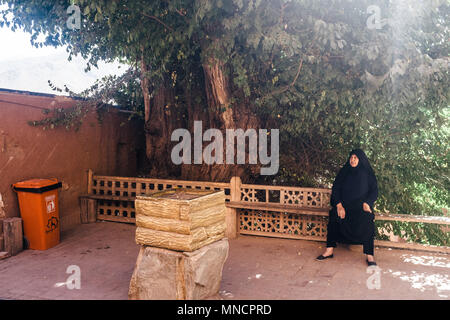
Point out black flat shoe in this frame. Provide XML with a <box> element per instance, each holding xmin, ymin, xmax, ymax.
<box><xmin>316</xmin><ymin>254</ymin><xmax>334</xmax><ymax>261</ymax></box>
<box><xmin>366</xmin><ymin>259</ymin><xmax>377</xmax><ymax>266</ymax></box>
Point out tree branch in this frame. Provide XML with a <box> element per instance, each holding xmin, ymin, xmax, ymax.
<box><xmin>141</xmin><ymin>12</ymin><xmax>174</xmax><ymax>32</ymax></box>
<box><xmin>289</xmin><ymin>57</ymin><xmax>304</xmax><ymax>87</ymax></box>
<box><xmin>263</xmin><ymin>56</ymin><xmax>304</xmax><ymax>99</ymax></box>
<box><xmin>123</xmin><ymin>6</ymin><xmax>174</xmax><ymax>32</ymax></box>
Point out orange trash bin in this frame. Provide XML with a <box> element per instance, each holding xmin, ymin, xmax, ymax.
<box><xmin>13</xmin><ymin>178</ymin><xmax>62</xmax><ymax>250</ymax></box>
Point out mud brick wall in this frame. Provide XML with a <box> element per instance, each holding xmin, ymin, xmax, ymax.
<box><xmin>0</xmin><ymin>89</ymin><xmax>145</xmax><ymax>231</ymax></box>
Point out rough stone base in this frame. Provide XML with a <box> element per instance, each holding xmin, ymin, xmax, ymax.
<box><xmin>128</xmin><ymin>238</ymin><xmax>229</xmax><ymax>300</ymax></box>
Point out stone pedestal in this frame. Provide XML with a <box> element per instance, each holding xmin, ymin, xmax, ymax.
<box><xmin>128</xmin><ymin>238</ymin><xmax>229</xmax><ymax>300</ymax></box>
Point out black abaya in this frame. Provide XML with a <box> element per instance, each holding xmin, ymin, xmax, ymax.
<box><xmin>326</xmin><ymin>149</ymin><xmax>378</xmax><ymax>255</ymax></box>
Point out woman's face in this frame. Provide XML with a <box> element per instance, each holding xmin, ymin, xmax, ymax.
<box><xmin>350</xmin><ymin>154</ymin><xmax>359</xmax><ymax>167</ymax></box>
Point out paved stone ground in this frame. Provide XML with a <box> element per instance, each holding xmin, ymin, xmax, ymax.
<box><xmin>0</xmin><ymin>221</ymin><xmax>448</xmax><ymax>300</ymax></box>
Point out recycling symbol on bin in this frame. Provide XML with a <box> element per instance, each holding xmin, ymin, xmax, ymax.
<box><xmin>46</xmin><ymin>217</ymin><xmax>59</xmax><ymax>233</ymax></box>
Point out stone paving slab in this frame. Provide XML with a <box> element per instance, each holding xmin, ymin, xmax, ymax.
<box><xmin>0</xmin><ymin>221</ymin><xmax>448</xmax><ymax>300</ymax></box>
<box><xmin>220</xmin><ymin>234</ymin><xmax>450</xmax><ymax>300</ymax></box>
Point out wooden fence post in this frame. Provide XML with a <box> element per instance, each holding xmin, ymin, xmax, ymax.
<box><xmin>225</xmin><ymin>176</ymin><xmax>241</xmax><ymax>239</ymax></box>
<box><xmin>3</xmin><ymin>217</ymin><xmax>23</xmax><ymax>256</ymax></box>
<box><xmin>80</xmin><ymin>169</ymin><xmax>97</xmax><ymax>224</ymax></box>
<box><xmin>80</xmin><ymin>197</ymin><xmax>97</xmax><ymax>224</ymax></box>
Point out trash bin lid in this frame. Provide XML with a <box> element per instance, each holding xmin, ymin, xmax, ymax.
<box><xmin>13</xmin><ymin>178</ymin><xmax>62</xmax><ymax>193</ymax></box>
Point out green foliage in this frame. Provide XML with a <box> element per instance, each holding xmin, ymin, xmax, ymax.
<box><xmin>375</xmin><ymin>220</ymin><xmax>450</xmax><ymax>247</ymax></box>
<box><xmin>1</xmin><ymin>0</ymin><xmax>449</xmax><ymax>244</ymax></box>
<box><xmin>26</xmin><ymin>68</ymin><xmax>144</xmax><ymax>130</ymax></box>
<box><xmin>27</xmin><ymin>103</ymin><xmax>88</xmax><ymax>131</ymax></box>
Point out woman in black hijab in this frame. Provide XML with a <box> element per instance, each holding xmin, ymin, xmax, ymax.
<box><xmin>316</xmin><ymin>149</ymin><xmax>378</xmax><ymax>266</ymax></box>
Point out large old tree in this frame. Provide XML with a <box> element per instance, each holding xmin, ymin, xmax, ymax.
<box><xmin>1</xmin><ymin>0</ymin><xmax>449</xmax><ymax>244</ymax></box>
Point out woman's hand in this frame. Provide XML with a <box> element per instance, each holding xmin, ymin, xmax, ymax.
<box><xmin>363</xmin><ymin>202</ymin><xmax>372</xmax><ymax>213</ymax></box>
<box><xmin>337</xmin><ymin>203</ymin><xmax>346</xmax><ymax>219</ymax></box>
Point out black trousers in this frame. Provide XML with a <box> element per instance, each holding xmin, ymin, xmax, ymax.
<box><xmin>326</xmin><ymin>203</ymin><xmax>375</xmax><ymax>256</ymax></box>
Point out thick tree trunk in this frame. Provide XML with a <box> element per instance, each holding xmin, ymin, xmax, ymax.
<box><xmin>140</xmin><ymin>51</ymin><xmax>151</xmax><ymax>123</ymax></box>
<box><xmin>202</xmin><ymin>57</ymin><xmax>234</xmax><ymax>129</ymax></box>
<box><xmin>145</xmin><ymin>84</ymin><xmax>185</xmax><ymax>178</ymax></box>
<box><xmin>195</xmin><ymin>57</ymin><xmax>261</xmax><ymax>182</ymax></box>
<box><xmin>141</xmin><ymin>56</ymin><xmax>262</xmax><ymax>183</ymax></box>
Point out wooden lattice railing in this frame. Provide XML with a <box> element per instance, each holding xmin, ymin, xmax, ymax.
<box><xmin>85</xmin><ymin>172</ymin><xmax>230</xmax><ymax>223</ymax></box>
<box><xmin>226</xmin><ymin>180</ymin><xmax>332</xmax><ymax>242</ymax></box>
<box><xmin>80</xmin><ymin>170</ymin><xmax>450</xmax><ymax>254</ymax></box>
